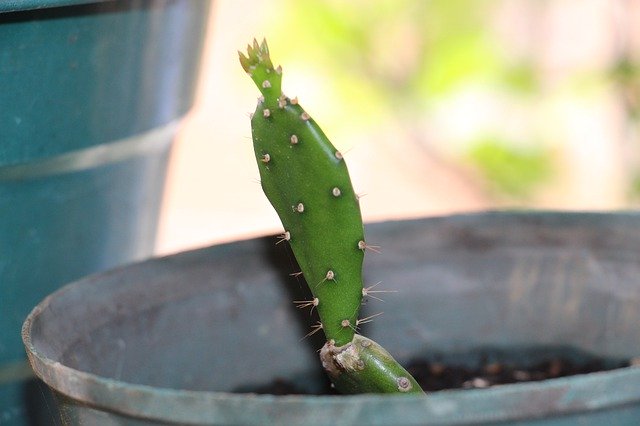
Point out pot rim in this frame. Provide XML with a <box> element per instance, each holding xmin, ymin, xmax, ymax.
<box><xmin>22</xmin><ymin>211</ymin><xmax>640</xmax><ymax>424</ymax></box>
<box><xmin>0</xmin><ymin>1</ymin><xmax>111</xmax><ymax>13</ymax></box>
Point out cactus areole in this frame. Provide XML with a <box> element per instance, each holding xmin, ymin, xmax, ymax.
<box><xmin>240</xmin><ymin>39</ymin><xmax>423</xmax><ymax>394</ymax></box>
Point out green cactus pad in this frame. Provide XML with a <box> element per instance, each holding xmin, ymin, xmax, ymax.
<box><xmin>241</xmin><ymin>42</ymin><xmax>364</xmax><ymax>345</ymax></box>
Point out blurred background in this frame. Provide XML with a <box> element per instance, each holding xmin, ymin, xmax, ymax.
<box><xmin>157</xmin><ymin>0</ymin><xmax>640</xmax><ymax>255</ymax></box>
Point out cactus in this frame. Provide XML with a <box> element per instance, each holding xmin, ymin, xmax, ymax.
<box><xmin>239</xmin><ymin>39</ymin><xmax>423</xmax><ymax>394</ymax></box>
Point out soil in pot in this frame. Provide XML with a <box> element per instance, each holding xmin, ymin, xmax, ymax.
<box><xmin>247</xmin><ymin>345</ymin><xmax>634</xmax><ymax>395</ymax></box>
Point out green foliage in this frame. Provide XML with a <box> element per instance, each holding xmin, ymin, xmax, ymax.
<box><xmin>267</xmin><ymin>0</ymin><xmax>640</xmax><ymax>209</ymax></box>
<box><xmin>501</xmin><ymin>62</ymin><xmax>540</xmax><ymax>94</ymax></box>
<box><xmin>467</xmin><ymin>138</ymin><xmax>553</xmax><ymax>199</ymax></box>
<box><xmin>627</xmin><ymin>171</ymin><xmax>640</xmax><ymax>202</ymax></box>
<box><xmin>273</xmin><ymin>0</ymin><xmax>509</xmax><ymax>103</ymax></box>
<box><xmin>610</xmin><ymin>58</ymin><xmax>640</xmax><ymax>122</ymax></box>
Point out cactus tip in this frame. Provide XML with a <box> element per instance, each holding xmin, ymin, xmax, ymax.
<box><xmin>239</xmin><ymin>38</ymin><xmax>281</xmax><ymax>100</ymax></box>
<box><xmin>238</xmin><ymin>51</ymin><xmax>250</xmax><ymax>73</ymax></box>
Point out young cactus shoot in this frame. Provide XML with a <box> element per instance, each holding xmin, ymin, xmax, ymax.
<box><xmin>239</xmin><ymin>39</ymin><xmax>423</xmax><ymax>395</ymax></box>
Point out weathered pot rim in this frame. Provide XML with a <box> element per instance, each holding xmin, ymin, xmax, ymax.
<box><xmin>0</xmin><ymin>1</ymin><xmax>110</xmax><ymax>13</ymax></box>
<box><xmin>22</xmin><ymin>211</ymin><xmax>640</xmax><ymax>425</ymax></box>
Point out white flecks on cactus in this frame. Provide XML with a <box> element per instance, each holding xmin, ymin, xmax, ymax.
<box><xmin>362</xmin><ymin>282</ymin><xmax>396</xmax><ymax>303</ymax></box>
<box><xmin>278</xmin><ymin>95</ymin><xmax>287</xmax><ymax>109</ymax></box>
<box><xmin>356</xmin><ymin>312</ymin><xmax>383</xmax><ymax>326</ymax></box>
<box><xmin>304</xmin><ymin>322</ymin><xmax>324</xmax><ymax>339</ymax></box>
<box><xmin>290</xmin><ymin>134</ymin><xmax>299</xmax><ymax>145</ymax></box>
<box><xmin>263</xmin><ymin>108</ymin><xmax>271</xmax><ymax>118</ymax></box>
<box><xmin>358</xmin><ymin>240</ymin><xmax>381</xmax><ymax>253</ymax></box>
<box><xmin>294</xmin><ymin>298</ymin><xmax>319</xmax><ymax>313</ymax></box>
<box><xmin>396</xmin><ymin>377</ymin><xmax>413</xmax><ymax>392</ymax></box>
<box><xmin>332</xmin><ymin>187</ymin><xmax>342</xmax><ymax>197</ymax></box>
<box><xmin>276</xmin><ymin>231</ymin><xmax>290</xmax><ymax>244</ymax></box>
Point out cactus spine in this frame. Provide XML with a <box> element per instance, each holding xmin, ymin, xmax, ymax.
<box><xmin>240</xmin><ymin>39</ymin><xmax>423</xmax><ymax>394</ymax></box>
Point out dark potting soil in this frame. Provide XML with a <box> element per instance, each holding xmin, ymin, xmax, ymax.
<box><xmin>405</xmin><ymin>355</ymin><xmax>630</xmax><ymax>392</ymax></box>
<box><xmin>245</xmin><ymin>346</ymin><xmax>634</xmax><ymax>395</ymax></box>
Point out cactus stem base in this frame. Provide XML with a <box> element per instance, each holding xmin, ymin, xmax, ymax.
<box><xmin>319</xmin><ymin>335</ymin><xmax>424</xmax><ymax>394</ymax></box>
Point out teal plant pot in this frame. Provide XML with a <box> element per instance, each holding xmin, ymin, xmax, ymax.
<box><xmin>0</xmin><ymin>1</ymin><xmax>210</xmax><ymax>424</ymax></box>
<box><xmin>22</xmin><ymin>213</ymin><xmax>640</xmax><ymax>425</ymax></box>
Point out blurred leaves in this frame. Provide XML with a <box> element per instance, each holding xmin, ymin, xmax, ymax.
<box><xmin>273</xmin><ymin>0</ymin><xmax>506</xmax><ymax>110</ymax></box>
<box><xmin>467</xmin><ymin>138</ymin><xmax>553</xmax><ymax>199</ymax></box>
<box><xmin>267</xmin><ymin>0</ymin><xmax>637</xmax><ymax>206</ymax></box>
<box><xmin>610</xmin><ymin>58</ymin><xmax>640</xmax><ymax>122</ymax></box>
<box><xmin>501</xmin><ymin>62</ymin><xmax>539</xmax><ymax>94</ymax></box>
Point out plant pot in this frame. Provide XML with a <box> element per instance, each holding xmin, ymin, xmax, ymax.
<box><xmin>0</xmin><ymin>1</ymin><xmax>210</xmax><ymax>424</ymax></box>
<box><xmin>22</xmin><ymin>213</ymin><xmax>640</xmax><ymax>425</ymax></box>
